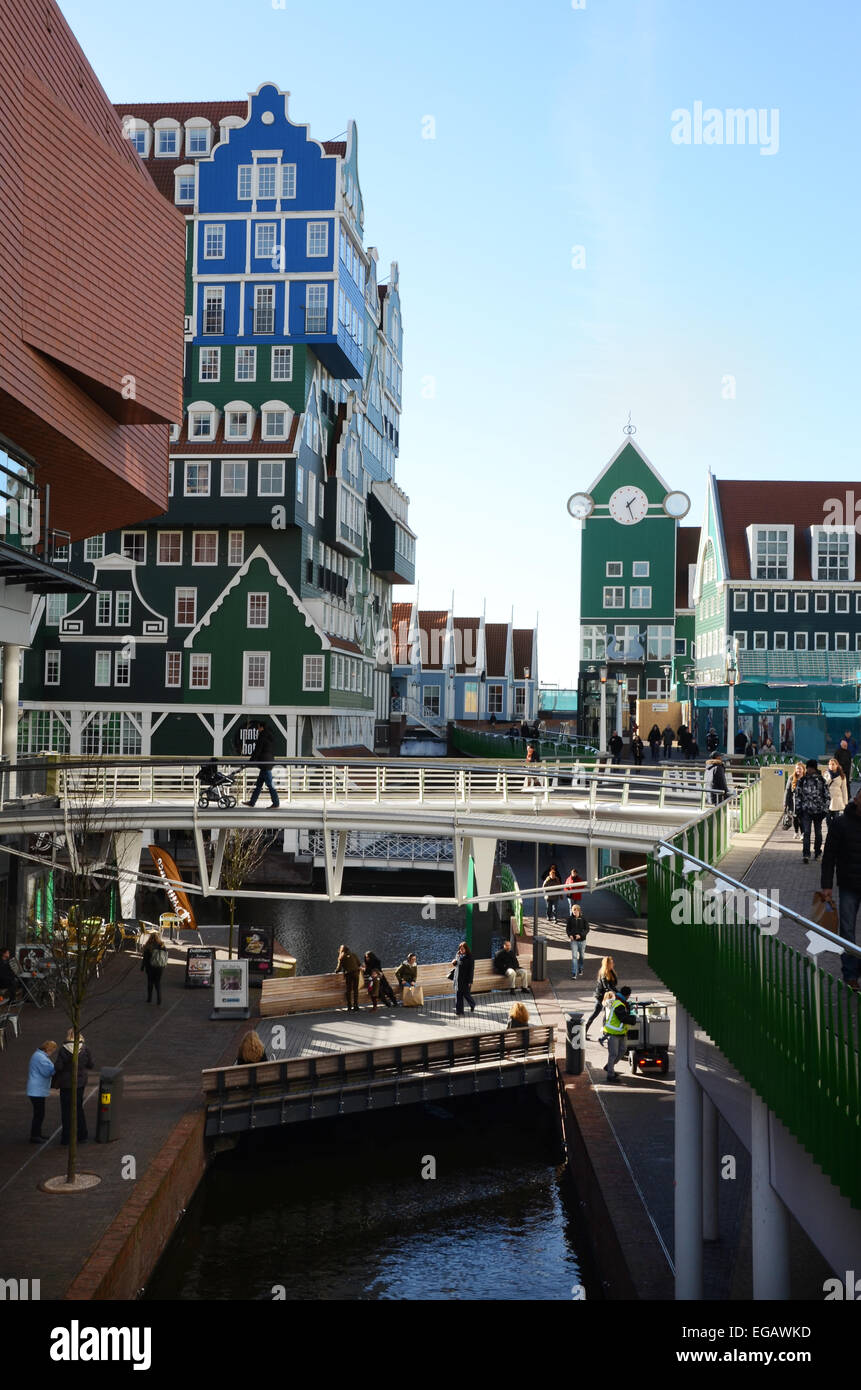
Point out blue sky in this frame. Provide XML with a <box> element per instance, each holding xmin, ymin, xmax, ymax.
<box><xmin>60</xmin><ymin>0</ymin><xmax>861</xmax><ymax>686</ymax></box>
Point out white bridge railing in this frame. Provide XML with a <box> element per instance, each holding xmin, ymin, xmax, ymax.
<box><xmin>50</xmin><ymin>758</ymin><xmax>719</xmax><ymax>813</ymax></box>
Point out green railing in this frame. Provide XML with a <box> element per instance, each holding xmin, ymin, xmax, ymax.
<box><xmin>663</xmin><ymin>798</ymin><xmax>732</xmax><ymax>869</ymax></box>
<box><xmin>648</xmin><ymin>856</ymin><xmax>860</xmax><ymax>1210</ymax></box>
<box><xmin>601</xmin><ymin>866</ymin><xmax>642</xmax><ymax>915</ymax></box>
<box><xmin>499</xmin><ymin>863</ymin><xmax>524</xmax><ymax>937</ymax></box>
<box><xmin>450</xmin><ymin>727</ymin><xmax>597</xmax><ymax>762</ymax></box>
<box><xmin>738</xmin><ymin>778</ymin><xmax>762</xmax><ymax>832</ymax></box>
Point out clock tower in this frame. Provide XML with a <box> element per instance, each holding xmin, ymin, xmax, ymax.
<box><xmin>568</xmin><ymin>436</ymin><xmax>697</xmax><ymax>749</ymax></box>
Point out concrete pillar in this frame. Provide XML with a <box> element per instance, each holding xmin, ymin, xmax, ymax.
<box><xmin>702</xmin><ymin>1091</ymin><xmax>719</xmax><ymax>1241</ymax></box>
<box><xmin>1</xmin><ymin>644</ymin><xmax>20</xmax><ymax>799</ymax></box>
<box><xmin>751</xmin><ymin>1093</ymin><xmax>791</xmax><ymax>1300</ymax></box>
<box><xmin>674</xmin><ymin>1004</ymin><xmax>704</xmax><ymax>1299</ymax></box>
<box><xmin>114</xmin><ymin>830</ymin><xmax>144</xmax><ymax>921</ymax></box>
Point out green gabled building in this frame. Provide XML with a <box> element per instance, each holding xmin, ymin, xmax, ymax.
<box><xmin>570</xmin><ymin>437</ymin><xmax>699</xmax><ymax>746</ymax></box>
<box><xmin>16</xmin><ymin>85</ymin><xmax>415</xmax><ymax>760</ymax></box>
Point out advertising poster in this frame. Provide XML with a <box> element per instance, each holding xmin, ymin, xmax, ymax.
<box><xmin>185</xmin><ymin>946</ymin><xmax>214</xmax><ymax>989</ymax></box>
<box><xmin>238</xmin><ymin>927</ymin><xmax>274</xmax><ymax>984</ymax></box>
<box><xmin>213</xmin><ymin>958</ymin><xmax>248</xmax><ymax>1011</ymax></box>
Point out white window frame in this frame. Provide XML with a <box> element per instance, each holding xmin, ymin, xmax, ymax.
<box><xmin>221</xmin><ymin>460</ymin><xmax>248</xmax><ymax>497</ymax></box>
<box><xmin>202</xmin><ymin>287</ymin><xmax>224</xmax><ymax>336</ymax></box>
<box><xmin>253</xmin><ymin>285</ymin><xmax>276</xmax><ymax>335</ymax></box>
<box><xmin>603</xmin><ymin>586</ymin><xmax>624</xmax><ymax>608</ymax></box>
<box><xmin>733</xmin><ymin>631</ymin><xmax>748</xmax><ymax>648</ymax></box>
<box><xmin>305</xmin><ymin>284</ymin><xmax>327</xmax><ymax>334</ymax></box>
<box><xmin>835</xmin><ymin>593</ymin><xmax>850</xmax><ymax>614</ymax></box>
<box><xmin>814</xmin><ymin>631</ymin><xmax>829</xmax><ymax>651</ymax></box>
<box><xmin>115</xmin><ymin>591</ymin><xmax>132</xmax><ymax>627</ymax></box>
<box><xmin>203</xmin><ymin>224</ymin><xmax>225</xmax><ymax>259</ymax></box>
<box><xmin>256</xmin><ymin>164</ymin><xmax>277</xmax><ymax>200</ymax></box>
<box><xmin>261</xmin><ymin>409</ymin><xmax>289</xmax><ymax>442</ymax></box>
<box><xmin>175</xmin><ymin>588</ymin><xmax>197</xmax><ymax>628</ymax></box>
<box><xmin>487</xmin><ymin>683</ymin><xmax>504</xmax><ymax>715</ymax></box>
<box><xmin>811</xmin><ymin>525</ymin><xmax>854</xmax><ymax>583</ymax></box>
<box><xmin>44</xmin><ymin>651</ymin><xmax>60</xmax><ymax>686</ymax></box>
<box><xmin>165</xmin><ymin>652</ymin><xmax>182</xmax><ymax>688</ymax></box>
<box><xmin>306</xmin><ymin>221</ymin><xmax>329</xmax><ymax>257</ymax></box>
<box><xmin>254</xmin><ymin>223</ymin><xmax>278</xmax><ymax>260</ymax></box>
<box><xmin>184</xmin><ymin>461</ymin><xmax>211</xmax><ymax>497</ymax></box>
<box><xmin>199</xmin><ymin>347</ymin><xmax>220</xmax><ymax>383</ymax></box>
<box><xmin>632</xmin><ymin>561</ymin><xmax>650</xmax><ymax>578</ymax></box>
<box><xmin>773</xmin><ymin>591</ymin><xmax>788</xmax><ymax>612</ymax></box>
<box><xmin>752</xmin><ymin>630</ymin><xmax>768</xmax><ymax>650</ymax></box>
<box><xmin>189</xmin><ymin>654</ymin><xmax>211</xmax><ymax>690</ymax></box>
<box><xmin>235</xmin><ymin>347</ymin><xmax>256</xmax><ymax>382</ymax></box>
<box><xmin>175</xmin><ymin>170</ymin><xmax>196</xmax><ymax>205</ymax></box>
<box><xmin>748</xmin><ymin>524</ymin><xmax>793</xmax><ymax>581</ymax></box>
<box><xmin>814</xmin><ymin>592</ymin><xmax>829</xmax><ymax>613</ymax></box>
<box><xmin>94</xmin><ymin>651</ymin><xmax>111</xmax><ymax>687</ymax></box>
<box><xmin>733</xmin><ymin>591</ymin><xmax>748</xmax><ymax>611</ymax></box>
<box><xmin>188</xmin><ymin>410</ymin><xmax>215</xmax><ymax>441</ymax></box>
<box><xmin>238</xmin><ymin>166</ymin><xmax>253</xmax><ymax>200</ymax></box>
<box><xmin>95</xmin><ymin>592</ymin><xmax>112</xmax><ymax>627</ymax></box>
<box><xmin>630</xmin><ymin>586</ymin><xmax>652</xmax><ymax>609</ymax></box>
<box><xmin>281</xmin><ymin>163</ymin><xmax>296</xmax><ymax>199</ymax></box>
<box><xmin>228</xmin><ymin>531</ymin><xmax>245</xmax><ymax>567</ymax></box>
<box><xmin>795</xmin><ymin>592</ymin><xmax>808</xmax><ymax>612</ymax></box>
<box><xmin>186</xmin><ymin>123</ymin><xmax>210</xmax><ymax>156</ymax></box>
<box><xmin>225</xmin><ymin>408</ymin><xmax>253</xmax><ymax>441</ymax></box>
<box><xmin>114</xmin><ymin>652</ymin><xmax>131</xmax><ymax>687</ymax></box>
<box><xmin>753</xmin><ymin>591</ymin><xmax>768</xmax><ymax>612</ymax></box>
<box><xmin>155</xmin><ymin>125</ymin><xmax>179</xmax><ymax>156</ymax></box>
<box><xmin>296</xmin><ymin>466</ymin><xmax>304</xmax><ymax>505</ymax></box>
<box><xmin>247</xmin><ymin>593</ymin><xmax>269</xmax><ymax>629</ymax></box>
<box><xmin>303</xmin><ymin>654</ymin><xmax>324</xmax><ymax>692</ymax></box>
<box><xmin>157</xmin><ymin>531</ymin><xmax>183</xmax><ymax>566</ymax></box>
<box><xmin>84</xmin><ymin>535</ymin><xmax>105</xmax><ymax>562</ymax></box>
<box><xmin>121</xmin><ymin>531</ymin><xmax>146</xmax><ymax>565</ymax></box>
<box><xmin>271</xmin><ymin>346</ymin><xmax>293</xmax><ymax>381</ymax></box>
<box><xmin>835</xmin><ymin>632</ymin><xmax>850</xmax><ymax>651</ymax></box>
<box><xmin>605</xmin><ymin>561</ymin><xmax>623</xmax><ymax>578</ymax></box>
<box><xmin>46</xmin><ymin>593</ymin><xmax>68</xmax><ymax>626</ymax></box>
<box><xmin>794</xmin><ymin>631</ymin><xmax>809</xmax><ymax>651</ymax></box>
<box><xmin>258</xmin><ymin>460</ymin><xmax>285</xmax><ymax>496</ymax></box>
<box><xmin>192</xmin><ymin>531</ymin><xmax>218</xmax><ymax>567</ymax></box>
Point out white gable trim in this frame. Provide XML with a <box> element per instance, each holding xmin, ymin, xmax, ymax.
<box><xmin>585</xmin><ymin>437</ymin><xmax>672</xmax><ymax>496</ymax></box>
<box><xmin>182</xmin><ymin>544</ymin><xmax>330</xmax><ymax>650</ymax></box>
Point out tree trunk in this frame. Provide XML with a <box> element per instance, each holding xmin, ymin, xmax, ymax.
<box><xmin>228</xmin><ymin>898</ymin><xmax>235</xmax><ymax>961</ymax></box>
<box><xmin>66</xmin><ymin>1032</ymin><xmax>79</xmax><ymax>1185</ymax></box>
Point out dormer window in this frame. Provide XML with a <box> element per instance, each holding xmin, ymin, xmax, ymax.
<box><xmin>122</xmin><ymin>118</ymin><xmax>151</xmax><ymax>157</ymax></box>
<box><xmin>185</xmin><ymin>120</ymin><xmax>211</xmax><ymax>156</ymax></box>
<box><xmin>812</xmin><ymin>525</ymin><xmax>853</xmax><ymax>582</ymax></box>
<box><xmin>224</xmin><ymin>403</ymin><xmax>254</xmax><ymax>441</ymax></box>
<box><xmin>261</xmin><ymin>402</ymin><xmax>291</xmax><ymax>441</ymax></box>
<box><xmin>174</xmin><ymin>166</ymin><xmax>196</xmax><ymax>204</ymax></box>
<box><xmin>747</xmin><ymin>524</ymin><xmax>792</xmax><ymax>580</ymax></box>
<box><xmin>187</xmin><ymin>403</ymin><xmax>216</xmax><ymax>440</ymax></box>
<box><xmin>154</xmin><ymin>120</ymin><xmax>181</xmax><ymax>156</ymax></box>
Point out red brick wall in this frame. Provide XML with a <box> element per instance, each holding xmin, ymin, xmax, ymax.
<box><xmin>0</xmin><ymin>0</ymin><xmax>185</xmax><ymax>539</ymax></box>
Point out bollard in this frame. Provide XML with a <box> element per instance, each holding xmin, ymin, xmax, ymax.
<box><xmin>532</xmin><ymin>934</ymin><xmax>548</xmax><ymax>982</ymax></box>
<box><xmin>95</xmin><ymin>1066</ymin><xmax>124</xmax><ymax>1143</ymax></box>
<box><xmin>565</xmin><ymin>1011</ymin><xmax>585</xmax><ymax>1075</ymax></box>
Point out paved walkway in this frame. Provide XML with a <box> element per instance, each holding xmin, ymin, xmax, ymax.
<box><xmin>539</xmin><ymin>810</ymin><xmax>841</xmax><ymax>1299</ymax></box>
<box><xmin>0</xmin><ymin>941</ymin><xmax>243</xmax><ymax>1300</ymax></box>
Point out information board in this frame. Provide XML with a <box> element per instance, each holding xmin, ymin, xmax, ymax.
<box><xmin>238</xmin><ymin>927</ymin><xmax>274</xmax><ymax>984</ymax></box>
<box><xmin>185</xmin><ymin>946</ymin><xmax>214</xmax><ymax>989</ymax></box>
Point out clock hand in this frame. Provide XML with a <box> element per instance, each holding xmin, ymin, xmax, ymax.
<box><xmin>626</xmin><ymin>497</ymin><xmax>635</xmax><ymax>514</ymax></box>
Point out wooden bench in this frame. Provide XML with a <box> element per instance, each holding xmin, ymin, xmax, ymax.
<box><xmin>260</xmin><ymin>956</ymin><xmax>531</xmax><ymax>1018</ymax></box>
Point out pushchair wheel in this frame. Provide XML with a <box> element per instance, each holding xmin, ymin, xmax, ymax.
<box><xmin>197</xmin><ymin>794</ymin><xmax>210</xmax><ymax>808</ymax></box>
<box><xmin>222</xmin><ymin>794</ymin><xmax>237</xmax><ymax>808</ymax></box>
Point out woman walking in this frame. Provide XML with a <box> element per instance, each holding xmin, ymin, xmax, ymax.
<box><xmin>141</xmin><ymin>931</ymin><xmax>169</xmax><ymax>1004</ymax></box>
<box><xmin>53</xmin><ymin>1029</ymin><xmax>95</xmax><ymax>1146</ymax></box>
<box><xmin>584</xmin><ymin>956</ymin><xmax>618</xmax><ymax>1041</ymax></box>
<box><xmin>825</xmin><ymin>756</ymin><xmax>848</xmax><ymax>827</ymax></box>
<box><xmin>648</xmin><ymin>725</ymin><xmax>662</xmax><ymax>763</ymax></box>
<box><xmin>543</xmin><ymin>864</ymin><xmax>562</xmax><ymax>922</ymax></box>
<box><xmin>26</xmin><ymin>1040</ymin><xmax>57</xmax><ymax>1143</ymax></box>
<box><xmin>450</xmin><ymin>941</ymin><xmax>476</xmax><ymax>1016</ymax></box>
<box><xmin>784</xmin><ymin>760</ymin><xmax>805</xmax><ymax>839</ymax></box>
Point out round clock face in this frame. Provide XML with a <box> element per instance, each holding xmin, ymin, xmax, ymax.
<box><xmin>664</xmin><ymin>490</ymin><xmax>691</xmax><ymax>519</ymax></box>
<box><xmin>608</xmin><ymin>485</ymin><xmax>649</xmax><ymax>525</ymax></box>
<box><xmin>567</xmin><ymin>492</ymin><xmax>594</xmax><ymax>520</ymax></box>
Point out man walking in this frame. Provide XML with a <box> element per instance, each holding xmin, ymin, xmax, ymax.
<box><xmin>797</xmin><ymin>758</ymin><xmax>829</xmax><ymax>864</ymax></box>
<box><xmin>820</xmin><ymin>790</ymin><xmax>861</xmax><ymax>991</ymax></box>
<box><xmin>244</xmin><ymin>720</ymin><xmax>280</xmax><ymax>808</ymax></box>
<box><xmin>566</xmin><ymin>904</ymin><xmax>590</xmax><ymax>978</ymax></box>
<box><xmin>661</xmin><ymin>725</ymin><xmax>674</xmax><ymax>760</ymax></box>
<box><xmin>835</xmin><ymin>739</ymin><xmax>852</xmax><ymax>782</ymax></box>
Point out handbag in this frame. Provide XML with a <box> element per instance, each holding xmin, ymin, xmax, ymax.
<box><xmin>810</xmin><ymin>891</ymin><xmax>838</xmax><ymax>930</ymax></box>
<box><xmin>781</xmin><ymin>808</ymin><xmax>793</xmax><ymax>830</ymax></box>
<box><xmin>402</xmin><ymin>984</ymin><xmax>424</xmax><ymax>1007</ymax></box>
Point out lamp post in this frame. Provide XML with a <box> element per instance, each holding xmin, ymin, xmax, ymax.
<box><xmin>599</xmin><ymin>665</ymin><xmax>608</xmax><ymax>753</ymax></box>
<box><xmin>726</xmin><ymin>639</ymin><xmax>739</xmax><ymax>757</ymax></box>
<box><xmin>616</xmin><ymin>673</ymin><xmax>626</xmax><ymax>736</ymax></box>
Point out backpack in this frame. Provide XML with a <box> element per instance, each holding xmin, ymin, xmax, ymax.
<box><xmin>150</xmin><ymin>947</ymin><xmax>169</xmax><ymax>969</ymax></box>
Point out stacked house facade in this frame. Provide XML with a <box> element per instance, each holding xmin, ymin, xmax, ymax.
<box><xmin>390</xmin><ymin>602</ymin><xmax>538</xmax><ymax>726</ymax></box>
<box><xmin>572</xmin><ymin>439</ymin><xmax>698</xmax><ymax>744</ymax></box>
<box><xmin>692</xmin><ymin>476</ymin><xmax>861</xmax><ymax>755</ymax></box>
<box><xmin>19</xmin><ymin>83</ymin><xmax>415</xmax><ymax>759</ymax></box>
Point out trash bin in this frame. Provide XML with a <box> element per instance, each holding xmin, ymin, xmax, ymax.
<box><xmin>95</xmin><ymin>1067</ymin><xmax>124</xmax><ymax>1143</ymax></box>
<box><xmin>565</xmin><ymin>1011</ymin><xmax>585</xmax><ymax>1075</ymax></box>
<box><xmin>532</xmin><ymin>934</ymin><xmax>548</xmax><ymax>982</ymax></box>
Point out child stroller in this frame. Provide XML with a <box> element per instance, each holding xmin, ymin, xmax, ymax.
<box><xmin>196</xmin><ymin>760</ymin><xmax>237</xmax><ymax>809</ymax></box>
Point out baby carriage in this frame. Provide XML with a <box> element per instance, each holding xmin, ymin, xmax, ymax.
<box><xmin>196</xmin><ymin>760</ymin><xmax>237</xmax><ymax>809</ymax></box>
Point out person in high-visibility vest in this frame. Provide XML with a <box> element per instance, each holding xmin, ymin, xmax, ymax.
<box><xmin>602</xmin><ymin>989</ymin><xmax>635</xmax><ymax>1079</ymax></box>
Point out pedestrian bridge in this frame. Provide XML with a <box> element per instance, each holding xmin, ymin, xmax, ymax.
<box><xmin>0</xmin><ymin>756</ymin><xmax>760</xmax><ymax>907</ymax></box>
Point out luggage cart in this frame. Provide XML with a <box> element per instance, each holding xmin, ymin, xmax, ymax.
<box><xmin>625</xmin><ymin>997</ymin><xmax>671</xmax><ymax>1076</ymax></box>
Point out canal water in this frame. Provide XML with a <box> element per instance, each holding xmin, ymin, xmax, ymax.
<box><xmin>145</xmin><ymin>1093</ymin><xmax>593</xmax><ymax>1301</ymax></box>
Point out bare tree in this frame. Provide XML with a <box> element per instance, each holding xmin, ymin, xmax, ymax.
<box><xmin>220</xmin><ymin>828</ymin><xmax>273</xmax><ymax>959</ymax></box>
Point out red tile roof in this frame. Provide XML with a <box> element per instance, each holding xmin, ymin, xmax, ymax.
<box><xmin>391</xmin><ymin>602</ymin><xmax>412</xmax><ymax>664</ymax></box>
<box><xmin>416</xmin><ymin>610</ymin><xmax>449</xmax><ymax>670</ymax></box>
<box><xmin>512</xmin><ymin>629</ymin><xmax>534</xmax><ymax>679</ymax></box>
<box><xmin>452</xmin><ymin>616</ymin><xmax>480</xmax><ymax>673</ymax></box>
<box><xmin>114</xmin><ymin>102</ymin><xmax>248</xmax><ymax>125</ymax></box>
<box><xmin>484</xmin><ymin>622</ymin><xmax>508</xmax><ymax>678</ymax></box>
<box><xmin>319</xmin><ymin>744</ymin><xmax>373</xmax><ymax>758</ymax></box>
<box><xmin>326</xmin><ymin>635</ymin><xmax>362</xmax><ymax>654</ymax></box>
<box><xmin>715</xmin><ymin>481</ymin><xmax>851</xmax><ymax>583</ymax></box>
<box><xmin>675</xmin><ymin>525</ymin><xmax>700</xmax><ymax>609</ymax></box>
<box><xmin>173</xmin><ymin>414</ymin><xmax>300</xmax><ymax>453</ymax></box>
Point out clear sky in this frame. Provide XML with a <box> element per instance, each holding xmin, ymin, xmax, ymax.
<box><xmin>60</xmin><ymin>0</ymin><xmax>861</xmax><ymax>687</ymax></box>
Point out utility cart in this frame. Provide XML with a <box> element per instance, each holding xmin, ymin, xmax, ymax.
<box><xmin>625</xmin><ymin>997</ymin><xmax>671</xmax><ymax>1076</ymax></box>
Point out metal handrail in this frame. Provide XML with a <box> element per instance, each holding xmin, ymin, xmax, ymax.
<box><xmin>655</xmin><ymin>838</ymin><xmax>861</xmax><ymax>961</ymax></box>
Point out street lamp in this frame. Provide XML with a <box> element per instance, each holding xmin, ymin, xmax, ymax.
<box><xmin>599</xmin><ymin>665</ymin><xmax>608</xmax><ymax>753</ymax></box>
<box><xmin>726</xmin><ymin>638</ymin><xmax>739</xmax><ymax>757</ymax></box>
<box><xmin>616</xmin><ymin>673</ymin><xmax>626</xmax><ymax>737</ymax></box>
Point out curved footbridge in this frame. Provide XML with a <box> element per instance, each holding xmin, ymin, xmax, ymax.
<box><xmin>2</xmin><ymin>756</ymin><xmax>739</xmax><ymax>907</ymax></box>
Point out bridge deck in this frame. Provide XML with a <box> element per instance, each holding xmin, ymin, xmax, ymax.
<box><xmin>255</xmin><ymin>988</ymin><xmax>540</xmax><ymax>1059</ymax></box>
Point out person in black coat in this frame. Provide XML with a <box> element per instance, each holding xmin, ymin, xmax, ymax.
<box><xmin>0</xmin><ymin>948</ymin><xmax>21</xmax><ymax>1003</ymax></box>
<box><xmin>820</xmin><ymin>789</ymin><xmax>861</xmax><ymax>989</ymax></box>
<box><xmin>608</xmin><ymin>732</ymin><xmax>623</xmax><ymax>764</ymax></box>
<box><xmin>566</xmin><ymin>905</ymin><xmax>590</xmax><ymax>979</ymax></box>
<box><xmin>450</xmin><ymin>941</ymin><xmax>475</xmax><ymax>1016</ymax></box>
<box><xmin>647</xmin><ymin>725</ymin><xmax>662</xmax><ymax>763</ymax></box>
<box><xmin>835</xmin><ymin>740</ymin><xmax>852</xmax><ymax>782</ymax></box>
<box><xmin>364</xmin><ymin>950</ymin><xmax>397</xmax><ymax>1007</ymax></box>
<box><xmin>244</xmin><ymin>720</ymin><xmax>280</xmax><ymax>808</ymax></box>
<box><xmin>53</xmin><ymin>1030</ymin><xmax>95</xmax><ymax>1145</ymax></box>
